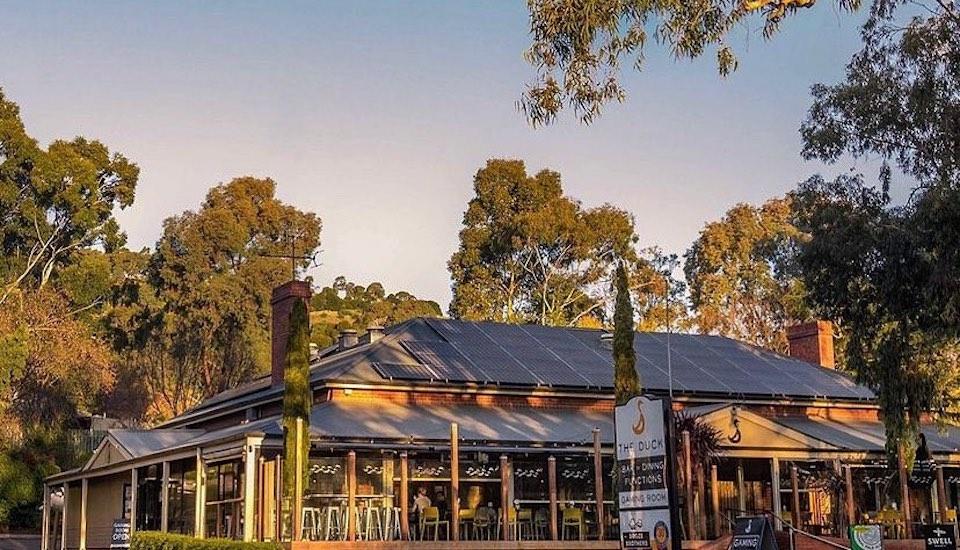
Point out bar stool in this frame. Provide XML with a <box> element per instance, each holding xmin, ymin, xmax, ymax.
<box><xmin>301</xmin><ymin>507</ymin><xmax>323</xmax><ymax>540</ymax></box>
<box><xmin>387</xmin><ymin>506</ymin><xmax>402</xmax><ymax>540</ymax></box>
<box><xmin>323</xmin><ymin>504</ymin><xmax>343</xmax><ymax>540</ymax></box>
<box><xmin>362</xmin><ymin>506</ymin><xmax>384</xmax><ymax>541</ymax></box>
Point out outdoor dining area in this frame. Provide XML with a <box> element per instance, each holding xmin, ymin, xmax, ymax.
<box><xmin>286</xmin><ymin>434</ymin><xmax>616</xmax><ymax>543</ymax></box>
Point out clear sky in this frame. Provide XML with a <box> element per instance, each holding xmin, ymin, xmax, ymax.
<box><xmin>1</xmin><ymin>1</ymin><xmax>875</xmax><ymax>309</ymax></box>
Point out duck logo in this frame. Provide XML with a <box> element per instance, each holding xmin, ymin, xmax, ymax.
<box><xmin>632</xmin><ymin>399</ymin><xmax>646</xmax><ymax>435</ymax></box>
<box><xmin>728</xmin><ymin>407</ymin><xmax>742</xmax><ymax>444</ymax></box>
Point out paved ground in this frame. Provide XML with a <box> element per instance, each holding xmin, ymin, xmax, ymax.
<box><xmin>0</xmin><ymin>534</ymin><xmax>41</xmax><ymax>550</ymax></box>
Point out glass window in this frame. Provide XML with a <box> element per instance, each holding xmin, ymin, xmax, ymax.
<box><xmin>204</xmin><ymin>460</ymin><xmax>244</xmax><ymax>539</ymax></box>
<box><xmin>167</xmin><ymin>458</ymin><xmax>197</xmax><ymax>535</ymax></box>
<box><xmin>136</xmin><ymin>464</ymin><xmax>162</xmax><ymax>531</ymax></box>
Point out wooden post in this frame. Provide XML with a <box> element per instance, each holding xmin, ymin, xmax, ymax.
<box><xmin>41</xmin><ymin>484</ymin><xmax>50</xmax><ymax>550</ymax></box>
<box><xmin>161</xmin><ymin>461</ymin><xmax>170</xmax><ymax>532</ymax></box>
<box><xmin>898</xmin><ymin>448</ymin><xmax>912</xmax><ymax>538</ymax></box>
<box><xmin>243</xmin><ymin>440</ymin><xmax>257</xmax><ymax>542</ymax></box>
<box><xmin>791</xmin><ymin>464</ymin><xmax>801</xmax><ymax>529</ymax></box>
<box><xmin>400</xmin><ymin>452</ymin><xmax>410</xmax><ymax>540</ymax></box>
<box><xmin>845</xmin><ymin>465</ymin><xmax>856</xmax><ymax>528</ymax></box>
<box><xmin>500</xmin><ymin>454</ymin><xmax>510</xmax><ymax>541</ymax></box>
<box><xmin>347</xmin><ymin>450</ymin><xmax>357</xmax><ymax>541</ymax></box>
<box><xmin>938</xmin><ymin>464</ymin><xmax>949</xmax><ymax>523</ymax></box>
<box><xmin>593</xmin><ymin>427</ymin><xmax>605</xmax><ymax>540</ymax></box>
<box><xmin>194</xmin><ymin>451</ymin><xmax>204</xmax><ymax>538</ymax></box>
<box><xmin>697</xmin><ymin>464</ymin><xmax>707</xmax><ymax>537</ymax></box>
<box><xmin>710</xmin><ymin>464</ymin><xmax>720</xmax><ymax>537</ymax></box>
<box><xmin>451</xmin><ymin>422</ymin><xmax>460</xmax><ymax>541</ymax></box>
<box><xmin>737</xmin><ymin>460</ymin><xmax>746</xmax><ymax>515</ymax></box>
<box><xmin>257</xmin><ymin>456</ymin><xmax>266</xmax><ymax>540</ymax></box>
<box><xmin>771</xmin><ymin>458</ymin><xmax>782</xmax><ymax>530</ymax></box>
<box><xmin>130</xmin><ymin>469</ymin><xmax>138</xmax><ymax>537</ymax></box>
<box><xmin>274</xmin><ymin>456</ymin><xmax>282</xmax><ymax>541</ymax></box>
<box><xmin>548</xmin><ymin>456</ymin><xmax>558</xmax><ymax>541</ymax></box>
<box><xmin>682</xmin><ymin>430</ymin><xmax>695</xmax><ymax>539</ymax></box>
<box><xmin>61</xmin><ymin>483</ymin><xmax>68</xmax><ymax>550</ymax></box>
<box><xmin>79</xmin><ymin>478</ymin><xmax>88</xmax><ymax>550</ymax></box>
<box><xmin>293</xmin><ymin>418</ymin><xmax>304</xmax><ymax>541</ymax></box>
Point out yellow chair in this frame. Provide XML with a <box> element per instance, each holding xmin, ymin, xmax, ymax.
<box><xmin>420</xmin><ymin>506</ymin><xmax>449</xmax><ymax>541</ymax></box>
<box><xmin>459</xmin><ymin>507</ymin><xmax>476</xmax><ymax>539</ymax></box>
<box><xmin>562</xmin><ymin>507</ymin><xmax>584</xmax><ymax>541</ymax></box>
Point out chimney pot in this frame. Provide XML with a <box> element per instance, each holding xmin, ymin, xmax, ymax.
<box><xmin>270</xmin><ymin>280</ymin><xmax>312</xmax><ymax>386</ymax></box>
<box><xmin>338</xmin><ymin>329</ymin><xmax>359</xmax><ymax>351</ymax></box>
<box><xmin>359</xmin><ymin>325</ymin><xmax>385</xmax><ymax>345</ymax></box>
<box><xmin>786</xmin><ymin>320</ymin><xmax>835</xmax><ymax>369</ymax></box>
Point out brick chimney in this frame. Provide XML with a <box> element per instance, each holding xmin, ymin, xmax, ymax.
<box><xmin>271</xmin><ymin>280</ymin><xmax>312</xmax><ymax>386</ymax></box>
<box><xmin>786</xmin><ymin>320</ymin><xmax>835</xmax><ymax>369</ymax></box>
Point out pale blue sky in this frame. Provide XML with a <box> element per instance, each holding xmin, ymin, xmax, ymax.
<box><xmin>1</xmin><ymin>1</ymin><xmax>879</xmax><ymax>308</ymax></box>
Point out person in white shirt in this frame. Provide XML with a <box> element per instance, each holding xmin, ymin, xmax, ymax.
<box><xmin>413</xmin><ymin>486</ymin><xmax>432</xmax><ymax>515</ymax></box>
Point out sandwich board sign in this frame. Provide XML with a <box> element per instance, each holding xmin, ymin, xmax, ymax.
<box><xmin>731</xmin><ymin>516</ymin><xmax>778</xmax><ymax>550</ymax></box>
<box><xmin>921</xmin><ymin>525</ymin><xmax>957</xmax><ymax>550</ymax></box>
<box><xmin>616</xmin><ymin>395</ymin><xmax>681</xmax><ymax>550</ymax></box>
<box><xmin>849</xmin><ymin>524</ymin><xmax>883</xmax><ymax>550</ymax></box>
<box><xmin>110</xmin><ymin>518</ymin><xmax>131</xmax><ymax>548</ymax></box>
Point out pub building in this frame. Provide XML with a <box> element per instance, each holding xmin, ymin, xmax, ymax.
<box><xmin>41</xmin><ymin>281</ymin><xmax>960</xmax><ymax>549</ymax></box>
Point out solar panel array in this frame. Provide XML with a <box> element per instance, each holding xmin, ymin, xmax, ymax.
<box><xmin>378</xmin><ymin>318</ymin><xmax>873</xmax><ymax>399</ymax></box>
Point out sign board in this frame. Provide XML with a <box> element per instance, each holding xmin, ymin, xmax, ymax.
<box><xmin>110</xmin><ymin>518</ymin><xmax>131</xmax><ymax>549</ymax></box>
<box><xmin>730</xmin><ymin>516</ymin><xmax>778</xmax><ymax>550</ymax></box>
<box><xmin>849</xmin><ymin>524</ymin><xmax>883</xmax><ymax>550</ymax></box>
<box><xmin>616</xmin><ymin>395</ymin><xmax>680</xmax><ymax>550</ymax></box>
<box><xmin>922</xmin><ymin>525</ymin><xmax>957</xmax><ymax>550</ymax></box>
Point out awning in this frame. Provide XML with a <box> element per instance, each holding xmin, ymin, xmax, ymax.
<box><xmin>307</xmin><ymin>399</ymin><xmax>614</xmax><ymax>445</ymax></box>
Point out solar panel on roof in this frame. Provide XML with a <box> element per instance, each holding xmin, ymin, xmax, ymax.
<box><xmin>476</xmin><ymin>323</ymin><xmax>593</xmax><ymax>386</ymax></box>
<box><xmin>400</xmin><ymin>340</ymin><xmax>482</xmax><ymax>382</ymax></box>
<box><xmin>373</xmin><ymin>362</ymin><xmax>440</xmax><ymax>381</ymax></box>
<box><xmin>415</xmin><ymin>318</ymin><xmax>872</xmax><ymax>399</ymax></box>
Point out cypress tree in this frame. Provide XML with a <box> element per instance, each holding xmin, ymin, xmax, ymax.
<box><xmin>614</xmin><ymin>262</ymin><xmax>641</xmax><ymax>405</ymax></box>
<box><xmin>282</xmin><ymin>299</ymin><xmax>311</xmax><ymax>514</ymax></box>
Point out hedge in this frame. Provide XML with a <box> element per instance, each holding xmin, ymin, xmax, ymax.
<box><xmin>131</xmin><ymin>531</ymin><xmax>282</xmax><ymax>550</ymax></box>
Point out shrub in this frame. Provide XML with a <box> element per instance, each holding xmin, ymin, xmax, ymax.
<box><xmin>131</xmin><ymin>531</ymin><xmax>282</xmax><ymax>550</ymax></box>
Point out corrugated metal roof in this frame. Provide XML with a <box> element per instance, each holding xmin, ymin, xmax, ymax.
<box><xmin>110</xmin><ymin>429</ymin><xmax>206</xmax><ymax>457</ymax></box>
<box><xmin>308</xmin><ymin>400</ymin><xmax>613</xmax><ymax>445</ymax></box>
<box><xmin>169</xmin><ymin>318</ymin><xmax>875</xmax><ymax>428</ymax></box>
<box><xmin>776</xmin><ymin>416</ymin><xmax>960</xmax><ymax>453</ymax></box>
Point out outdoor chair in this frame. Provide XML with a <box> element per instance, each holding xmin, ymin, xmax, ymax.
<box><xmin>562</xmin><ymin>507</ymin><xmax>584</xmax><ymax>540</ymax></box>
<box><xmin>458</xmin><ymin>507</ymin><xmax>476</xmax><ymax>539</ymax></box>
<box><xmin>533</xmin><ymin>507</ymin><xmax>549</xmax><ymax>540</ymax></box>
<box><xmin>473</xmin><ymin>506</ymin><xmax>495</xmax><ymax>540</ymax></box>
<box><xmin>516</xmin><ymin>508</ymin><xmax>533</xmax><ymax>540</ymax></box>
<box><xmin>420</xmin><ymin>506</ymin><xmax>449</xmax><ymax>540</ymax></box>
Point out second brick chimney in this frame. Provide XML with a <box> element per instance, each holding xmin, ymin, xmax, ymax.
<box><xmin>786</xmin><ymin>320</ymin><xmax>835</xmax><ymax>369</ymax></box>
<box><xmin>271</xmin><ymin>280</ymin><xmax>312</xmax><ymax>386</ymax></box>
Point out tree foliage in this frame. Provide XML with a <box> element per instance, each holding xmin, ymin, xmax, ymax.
<box><xmin>309</xmin><ymin>277</ymin><xmax>441</xmax><ymax>347</ymax></box>
<box><xmin>522</xmin><ymin>0</ymin><xmax>860</xmax><ymax>125</ymax></box>
<box><xmin>684</xmin><ymin>197</ymin><xmax>809</xmax><ymax>353</ymax></box>
<box><xmin>796</xmin><ymin>0</ymin><xmax>960</xmax><ymax>463</ymax></box>
<box><xmin>448</xmin><ymin>158</ymin><xmax>638</xmax><ymax>327</ymax></box>
<box><xmin>613</xmin><ymin>263</ymin><xmax>641</xmax><ymax>405</ymax></box>
<box><xmin>0</xmin><ymin>88</ymin><xmax>138</xmax><ymax>302</ymax></box>
<box><xmin>801</xmin><ymin>0</ymin><xmax>960</xmax><ymax>190</ymax></box>
<box><xmin>792</xmin><ymin>175</ymin><xmax>960</xmax><ymax>464</ymax></box>
<box><xmin>119</xmin><ymin>177</ymin><xmax>322</xmax><ymax>417</ymax></box>
<box><xmin>282</xmin><ymin>299</ymin><xmax>311</xmax><ymax>513</ymax></box>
